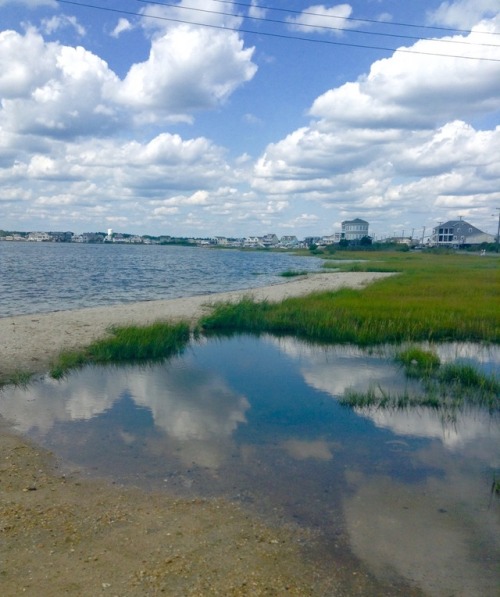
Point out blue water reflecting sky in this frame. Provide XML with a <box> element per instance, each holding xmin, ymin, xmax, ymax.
<box><xmin>0</xmin><ymin>242</ymin><xmax>322</xmax><ymax>317</ymax></box>
<box><xmin>1</xmin><ymin>335</ymin><xmax>499</xmax><ymax>595</ymax></box>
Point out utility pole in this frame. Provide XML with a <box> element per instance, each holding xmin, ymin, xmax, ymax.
<box><xmin>495</xmin><ymin>208</ymin><xmax>500</xmax><ymax>253</ymax></box>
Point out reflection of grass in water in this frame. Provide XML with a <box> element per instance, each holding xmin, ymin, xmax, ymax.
<box><xmin>50</xmin><ymin>321</ymin><xmax>191</xmax><ymax>379</ymax></box>
<box><xmin>341</xmin><ymin>348</ymin><xmax>499</xmax><ymax>414</ymax></box>
<box><xmin>340</xmin><ymin>387</ymin><xmax>440</xmax><ymax>409</ymax></box>
<box><xmin>0</xmin><ymin>370</ymin><xmax>33</xmax><ymax>389</ymax></box>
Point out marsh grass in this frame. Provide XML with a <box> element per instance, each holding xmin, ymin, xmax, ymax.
<box><xmin>341</xmin><ymin>347</ymin><xmax>499</xmax><ymax>413</ymax></box>
<box><xmin>437</xmin><ymin>363</ymin><xmax>499</xmax><ymax>392</ymax></box>
<box><xmin>325</xmin><ymin>261</ymin><xmax>401</xmax><ymax>273</ymax></box>
<box><xmin>201</xmin><ymin>252</ymin><xmax>499</xmax><ymax>345</ymax></box>
<box><xmin>395</xmin><ymin>347</ymin><xmax>441</xmax><ymax>378</ymax></box>
<box><xmin>50</xmin><ymin>321</ymin><xmax>191</xmax><ymax>379</ymax></box>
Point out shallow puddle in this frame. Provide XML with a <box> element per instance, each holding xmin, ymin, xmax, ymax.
<box><xmin>1</xmin><ymin>335</ymin><xmax>499</xmax><ymax>596</ymax></box>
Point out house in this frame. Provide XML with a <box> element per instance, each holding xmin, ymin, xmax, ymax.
<box><xmin>280</xmin><ymin>235</ymin><xmax>299</xmax><ymax>247</ymax></box>
<box><xmin>212</xmin><ymin>236</ymin><xmax>228</xmax><ymax>246</ymax></box>
<box><xmin>304</xmin><ymin>236</ymin><xmax>322</xmax><ymax>247</ymax></box>
<box><xmin>243</xmin><ymin>236</ymin><xmax>263</xmax><ymax>248</ymax></box>
<box><xmin>261</xmin><ymin>233</ymin><xmax>279</xmax><ymax>247</ymax></box>
<box><xmin>341</xmin><ymin>218</ymin><xmax>369</xmax><ymax>241</ymax></box>
<box><xmin>320</xmin><ymin>235</ymin><xmax>337</xmax><ymax>245</ymax></box>
<box><xmin>49</xmin><ymin>231</ymin><xmax>73</xmax><ymax>242</ymax></box>
<box><xmin>430</xmin><ymin>219</ymin><xmax>494</xmax><ymax>247</ymax></box>
<box><xmin>27</xmin><ymin>231</ymin><xmax>52</xmax><ymax>242</ymax></box>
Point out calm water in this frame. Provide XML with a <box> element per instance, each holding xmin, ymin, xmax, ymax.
<box><xmin>1</xmin><ymin>335</ymin><xmax>499</xmax><ymax>596</ymax></box>
<box><xmin>0</xmin><ymin>242</ymin><xmax>322</xmax><ymax>317</ymax></box>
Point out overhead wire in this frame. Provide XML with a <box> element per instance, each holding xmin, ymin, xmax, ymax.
<box><xmin>132</xmin><ymin>0</ymin><xmax>500</xmax><ymax>48</ymax></box>
<box><xmin>212</xmin><ymin>0</ymin><xmax>500</xmax><ymax>37</ymax></box>
<box><xmin>54</xmin><ymin>0</ymin><xmax>500</xmax><ymax>63</ymax></box>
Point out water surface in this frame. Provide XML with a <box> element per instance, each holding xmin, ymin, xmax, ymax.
<box><xmin>0</xmin><ymin>242</ymin><xmax>321</xmax><ymax>317</ymax></box>
<box><xmin>1</xmin><ymin>335</ymin><xmax>498</xmax><ymax>596</ymax></box>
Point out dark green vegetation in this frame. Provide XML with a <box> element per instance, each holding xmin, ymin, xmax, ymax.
<box><xmin>49</xmin><ymin>321</ymin><xmax>190</xmax><ymax>379</ymax></box>
<box><xmin>280</xmin><ymin>269</ymin><xmax>309</xmax><ymax>278</ymax></box>
<box><xmin>201</xmin><ymin>252</ymin><xmax>499</xmax><ymax>345</ymax></box>
<box><xmin>340</xmin><ymin>346</ymin><xmax>499</xmax><ymax>413</ymax></box>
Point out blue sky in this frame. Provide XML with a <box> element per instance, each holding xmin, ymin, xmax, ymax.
<box><xmin>1</xmin><ymin>0</ymin><xmax>499</xmax><ymax>239</ymax></box>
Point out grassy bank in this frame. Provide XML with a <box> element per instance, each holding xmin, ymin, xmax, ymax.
<box><xmin>50</xmin><ymin>321</ymin><xmax>190</xmax><ymax>379</ymax></box>
<box><xmin>201</xmin><ymin>252</ymin><xmax>499</xmax><ymax>345</ymax></box>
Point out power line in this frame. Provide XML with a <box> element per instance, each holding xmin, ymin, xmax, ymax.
<box><xmin>132</xmin><ymin>0</ymin><xmax>500</xmax><ymax>48</ymax></box>
<box><xmin>212</xmin><ymin>0</ymin><xmax>500</xmax><ymax>37</ymax></box>
<box><xmin>55</xmin><ymin>0</ymin><xmax>500</xmax><ymax>63</ymax></box>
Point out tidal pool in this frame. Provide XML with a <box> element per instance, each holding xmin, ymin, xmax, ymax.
<box><xmin>1</xmin><ymin>335</ymin><xmax>499</xmax><ymax>596</ymax></box>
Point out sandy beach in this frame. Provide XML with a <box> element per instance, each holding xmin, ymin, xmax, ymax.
<box><xmin>1</xmin><ymin>271</ymin><xmax>420</xmax><ymax>596</ymax></box>
<box><xmin>0</xmin><ymin>272</ymin><xmax>392</xmax><ymax>381</ymax></box>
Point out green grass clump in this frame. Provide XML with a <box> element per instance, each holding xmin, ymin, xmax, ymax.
<box><xmin>437</xmin><ymin>363</ymin><xmax>498</xmax><ymax>391</ymax></box>
<box><xmin>280</xmin><ymin>269</ymin><xmax>309</xmax><ymax>277</ymax></box>
<box><xmin>395</xmin><ymin>347</ymin><xmax>441</xmax><ymax>377</ymax></box>
<box><xmin>50</xmin><ymin>321</ymin><xmax>191</xmax><ymax>379</ymax></box>
<box><xmin>201</xmin><ymin>252</ymin><xmax>499</xmax><ymax>345</ymax></box>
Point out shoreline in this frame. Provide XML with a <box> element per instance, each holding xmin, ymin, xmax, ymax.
<box><xmin>0</xmin><ymin>272</ymin><xmax>392</xmax><ymax>381</ymax></box>
<box><xmin>0</xmin><ymin>270</ymin><xmax>421</xmax><ymax>596</ymax></box>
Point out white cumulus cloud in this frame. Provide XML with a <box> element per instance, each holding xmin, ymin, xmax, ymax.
<box><xmin>287</xmin><ymin>3</ymin><xmax>355</xmax><ymax>35</ymax></box>
<box><xmin>251</xmin><ymin>14</ymin><xmax>500</xmax><ymax>232</ymax></box>
<box><xmin>429</xmin><ymin>0</ymin><xmax>500</xmax><ymax>29</ymax></box>
<box><xmin>118</xmin><ymin>25</ymin><xmax>257</xmax><ymax>121</ymax></box>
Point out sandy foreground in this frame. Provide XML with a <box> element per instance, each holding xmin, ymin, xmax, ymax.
<box><xmin>1</xmin><ymin>272</ymin><xmax>419</xmax><ymax>596</ymax></box>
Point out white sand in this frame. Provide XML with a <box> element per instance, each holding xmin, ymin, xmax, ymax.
<box><xmin>0</xmin><ymin>272</ymin><xmax>393</xmax><ymax>378</ymax></box>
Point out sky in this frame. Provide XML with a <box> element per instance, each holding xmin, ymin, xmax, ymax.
<box><xmin>1</xmin><ymin>0</ymin><xmax>499</xmax><ymax>239</ymax></box>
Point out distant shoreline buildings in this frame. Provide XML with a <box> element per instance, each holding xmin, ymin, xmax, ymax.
<box><xmin>1</xmin><ymin>217</ymin><xmax>496</xmax><ymax>250</ymax></box>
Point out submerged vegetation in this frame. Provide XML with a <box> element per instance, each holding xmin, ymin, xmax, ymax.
<box><xmin>49</xmin><ymin>321</ymin><xmax>191</xmax><ymax>379</ymax></box>
<box><xmin>340</xmin><ymin>346</ymin><xmax>500</xmax><ymax>413</ymax></box>
<box><xmin>201</xmin><ymin>251</ymin><xmax>499</xmax><ymax>345</ymax></box>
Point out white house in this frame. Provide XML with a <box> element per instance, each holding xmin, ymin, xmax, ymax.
<box><xmin>341</xmin><ymin>218</ymin><xmax>369</xmax><ymax>241</ymax></box>
<box><xmin>27</xmin><ymin>231</ymin><xmax>52</xmax><ymax>242</ymax></box>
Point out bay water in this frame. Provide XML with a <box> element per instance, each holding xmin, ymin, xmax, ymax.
<box><xmin>0</xmin><ymin>242</ymin><xmax>322</xmax><ymax>318</ymax></box>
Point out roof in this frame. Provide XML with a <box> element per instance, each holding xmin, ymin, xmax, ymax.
<box><xmin>434</xmin><ymin>220</ymin><xmax>484</xmax><ymax>235</ymax></box>
<box><xmin>342</xmin><ymin>218</ymin><xmax>368</xmax><ymax>224</ymax></box>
